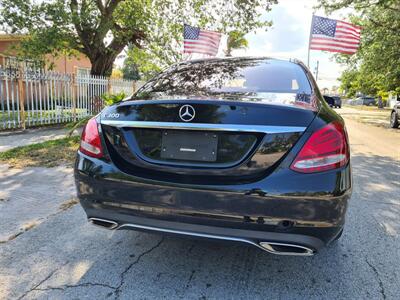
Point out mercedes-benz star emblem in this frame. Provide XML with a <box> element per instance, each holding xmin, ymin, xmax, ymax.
<box><xmin>179</xmin><ymin>105</ymin><xmax>195</xmax><ymax>122</ymax></box>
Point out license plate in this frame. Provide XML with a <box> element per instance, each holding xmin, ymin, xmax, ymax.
<box><xmin>161</xmin><ymin>131</ymin><xmax>218</xmax><ymax>162</ymax></box>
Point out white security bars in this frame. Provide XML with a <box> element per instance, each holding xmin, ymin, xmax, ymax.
<box><xmin>0</xmin><ymin>67</ymin><xmax>138</xmax><ymax>130</ymax></box>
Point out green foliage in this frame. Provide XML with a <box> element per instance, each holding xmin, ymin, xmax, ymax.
<box><xmin>0</xmin><ymin>0</ymin><xmax>278</xmax><ymax>76</ymax></box>
<box><xmin>101</xmin><ymin>92</ymin><xmax>126</xmax><ymax>106</ymax></box>
<box><xmin>226</xmin><ymin>30</ymin><xmax>249</xmax><ymax>56</ymax></box>
<box><xmin>338</xmin><ymin>66</ymin><xmax>384</xmax><ymax>97</ymax></box>
<box><xmin>111</xmin><ymin>68</ymin><xmax>124</xmax><ymax>79</ymax></box>
<box><xmin>338</xmin><ymin>69</ymin><xmax>360</xmax><ymax>97</ymax></box>
<box><xmin>319</xmin><ymin>0</ymin><xmax>400</xmax><ymax>97</ymax></box>
<box><xmin>125</xmin><ymin>46</ymin><xmax>163</xmax><ymax>80</ymax></box>
<box><xmin>122</xmin><ymin>49</ymin><xmax>140</xmax><ymax>80</ymax></box>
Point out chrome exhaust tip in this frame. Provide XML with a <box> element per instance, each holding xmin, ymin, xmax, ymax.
<box><xmin>88</xmin><ymin>218</ymin><xmax>118</xmax><ymax>230</ymax></box>
<box><xmin>259</xmin><ymin>242</ymin><xmax>315</xmax><ymax>256</ymax></box>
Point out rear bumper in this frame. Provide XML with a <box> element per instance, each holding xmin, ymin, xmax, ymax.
<box><xmin>75</xmin><ymin>152</ymin><xmax>352</xmax><ymax>255</ymax></box>
<box><xmin>87</xmin><ymin>214</ymin><xmax>322</xmax><ymax>256</ymax></box>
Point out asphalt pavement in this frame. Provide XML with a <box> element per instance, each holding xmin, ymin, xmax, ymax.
<box><xmin>0</xmin><ymin>111</ymin><xmax>399</xmax><ymax>300</ymax></box>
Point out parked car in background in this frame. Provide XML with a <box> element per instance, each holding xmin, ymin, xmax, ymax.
<box><xmin>332</xmin><ymin>96</ymin><xmax>342</xmax><ymax>108</ymax></box>
<box><xmin>323</xmin><ymin>95</ymin><xmax>335</xmax><ymax>107</ymax></box>
<box><xmin>75</xmin><ymin>57</ymin><xmax>352</xmax><ymax>256</ymax></box>
<box><xmin>390</xmin><ymin>101</ymin><xmax>400</xmax><ymax>128</ymax></box>
<box><xmin>323</xmin><ymin>95</ymin><xmax>341</xmax><ymax>108</ymax></box>
<box><xmin>358</xmin><ymin>96</ymin><xmax>376</xmax><ymax>106</ymax></box>
<box><xmin>348</xmin><ymin>98</ymin><xmax>362</xmax><ymax>106</ymax></box>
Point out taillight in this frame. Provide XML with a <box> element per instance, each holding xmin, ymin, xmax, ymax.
<box><xmin>290</xmin><ymin>121</ymin><xmax>349</xmax><ymax>173</ymax></box>
<box><xmin>79</xmin><ymin>118</ymin><xmax>103</xmax><ymax>158</ymax></box>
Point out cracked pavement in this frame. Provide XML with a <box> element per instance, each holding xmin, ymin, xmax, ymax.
<box><xmin>0</xmin><ymin>114</ymin><xmax>399</xmax><ymax>299</ymax></box>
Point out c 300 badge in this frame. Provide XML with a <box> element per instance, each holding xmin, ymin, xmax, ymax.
<box><xmin>106</xmin><ymin>113</ymin><xmax>120</xmax><ymax>119</ymax></box>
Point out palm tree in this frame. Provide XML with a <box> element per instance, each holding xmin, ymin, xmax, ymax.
<box><xmin>225</xmin><ymin>31</ymin><xmax>249</xmax><ymax>57</ymax></box>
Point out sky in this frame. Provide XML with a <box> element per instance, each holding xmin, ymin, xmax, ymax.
<box><xmin>1</xmin><ymin>0</ymin><xmax>355</xmax><ymax>90</ymax></box>
<box><xmin>114</xmin><ymin>0</ymin><xmax>356</xmax><ymax>89</ymax></box>
<box><xmin>231</xmin><ymin>0</ymin><xmax>355</xmax><ymax>89</ymax></box>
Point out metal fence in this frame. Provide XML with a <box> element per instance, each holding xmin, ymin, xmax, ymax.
<box><xmin>0</xmin><ymin>67</ymin><xmax>137</xmax><ymax>130</ymax></box>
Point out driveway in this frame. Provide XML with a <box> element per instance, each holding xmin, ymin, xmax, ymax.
<box><xmin>0</xmin><ymin>114</ymin><xmax>399</xmax><ymax>299</ymax></box>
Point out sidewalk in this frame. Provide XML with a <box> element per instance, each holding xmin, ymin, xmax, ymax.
<box><xmin>0</xmin><ymin>164</ymin><xmax>76</xmax><ymax>243</ymax></box>
<box><xmin>0</xmin><ymin>127</ymin><xmax>80</xmax><ymax>152</ymax></box>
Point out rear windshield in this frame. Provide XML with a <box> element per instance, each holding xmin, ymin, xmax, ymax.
<box><xmin>133</xmin><ymin>58</ymin><xmax>313</xmax><ymax>105</ymax></box>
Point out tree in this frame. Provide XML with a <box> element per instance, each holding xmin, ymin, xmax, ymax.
<box><xmin>124</xmin><ymin>46</ymin><xmax>162</xmax><ymax>80</ymax></box>
<box><xmin>337</xmin><ymin>68</ymin><xmax>360</xmax><ymax>97</ymax></box>
<box><xmin>0</xmin><ymin>0</ymin><xmax>277</xmax><ymax>76</ymax></box>
<box><xmin>122</xmin><ymin>47</ymin><xmax>140</xmax><ymax>80</ymax></box>
<box><xmin>319</xmin><ymin>0</ymin><xmax>400</xmax><ymax>97</ymax></box>
<box><xmin>225</xmin><ymin>30</ymin><xmax>249</xmax><ymax>57</ymax></box>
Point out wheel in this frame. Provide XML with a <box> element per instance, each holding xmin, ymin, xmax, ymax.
<box><xmin>390</xmin><ymin>111</ymin><xmax>399</xmax><ymax>128</ymax></box>
<box><xmin>338</xmin><ymin>105</ymin><xmax>341</xmax><ymax>109</ymax></box>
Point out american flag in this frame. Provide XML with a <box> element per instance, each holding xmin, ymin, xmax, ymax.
<box><xmin>183</xmin><ymin>24</ymin><xmax>221</xmax><ymax>57</ymax></box>
<box><xmin>310</xmin><ymin>15</ymin><xmax>361</xmax><ymax>55</ymax></box>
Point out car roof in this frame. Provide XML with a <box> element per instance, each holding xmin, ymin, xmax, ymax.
<box><xmin>175</xmin><ymin>56</ymin><xmax>306</xmax><ymax>68</ymax></box>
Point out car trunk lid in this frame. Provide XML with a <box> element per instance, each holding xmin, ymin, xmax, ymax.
<box><xmin>100</xmin><ymin>99</ymin><xmax>317</xmax><ymax>184</ymax></box>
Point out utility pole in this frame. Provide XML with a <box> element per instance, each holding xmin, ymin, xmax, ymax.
<box><xmin>314</xmin><ymin>60</ymin><xmax>319</xmax><ymax>81</ymax></box>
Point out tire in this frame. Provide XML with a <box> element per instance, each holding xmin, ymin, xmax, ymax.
<box><xmin>390</xmin><ymin>111</ymin><xmax>399</xmax><ymax>128</ymax></box>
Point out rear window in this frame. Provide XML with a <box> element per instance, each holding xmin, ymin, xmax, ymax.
<box><xmin>133</xmin><ymin>58</ymin><xmax>313</xmax><ymax>105</ymax></box>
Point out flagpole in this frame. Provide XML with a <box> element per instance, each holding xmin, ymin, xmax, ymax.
<box><xmin>307</xmin><ymin>13</ymin><xmax>315</xmax><ymax>68</ymax></box>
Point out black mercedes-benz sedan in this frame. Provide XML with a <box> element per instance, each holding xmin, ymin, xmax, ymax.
<box><xmin>74</xmin><ymin>57</ymin><xmax>352</xmax><ymax>256</ymax></box>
